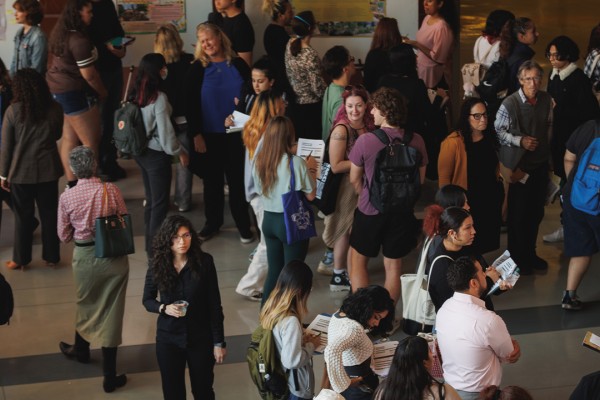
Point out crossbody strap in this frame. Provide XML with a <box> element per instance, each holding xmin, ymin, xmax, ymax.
<box><xmin>425</xmin><ymin>254</ymin><xmax>454</xmax><ymax>294</ymax></box>
<box><xmin>288</xmin><ymin>155</ymin><xmax>296</xmax><ymax>190</ymax></box>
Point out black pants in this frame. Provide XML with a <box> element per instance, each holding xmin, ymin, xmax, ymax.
<box><xmin>134</xmin><ymin>149</ymin><xmax>172</xmax><ymax>256</ymax></box>
<box><xmin>98</xmin><ymin>66</ymin><xmax>124</xmax><ymax>172</ymax></box>
<box><xmin>199</xmin><ymin>132</ymin><xmax>251</xmax><ymax>236</ymax></box>
<box><xmin>156</xmin><ymin>342</ymin><xmax>215</xmax><ymax>400</ymax></box>
<box><xmin>507</xmin><ymin>164</ymin><xmax>548</xmax><ymax>271</ymax></box>
<box><xmin>11</xmin><ymin>181</ymin><xmax>60</xmax><ymax>265</ymax></box>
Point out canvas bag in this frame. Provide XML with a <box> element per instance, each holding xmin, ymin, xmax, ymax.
<box><xmin>282</xmin><ymin>156</ymin><xmax>317</xmax><ymax>244</ymax></box>
<box><xmin>313</xmin><ymin>127</ymin><xmax>344</xmax><ymax>215</ymax></box>
<box><xmin>461</xmin><ymin>63</ymin><xmax>487</xmax><ymax>98</ymax></box>
<box><xmin>94</xmin><ymin>184</ymin><xmax>135</xmax><ymax>258</ymax></box>
<box><xmin>401</xmin><ymin>237</ymin><xmax>452</xmax><ymax>335</ymax></box>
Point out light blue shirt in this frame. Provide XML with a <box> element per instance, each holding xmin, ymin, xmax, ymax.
<box><xmin>11</xmin><ymin>26</ymin><xmax>48</xmax><ymax>76</ymax></box>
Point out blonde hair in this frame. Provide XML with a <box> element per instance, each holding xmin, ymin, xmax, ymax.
<box><xmin>254</xmin><ymin>116</ymin><xmax>295</xmax><ymax>196</ymax></box>
<box><xmin>259</xmin><ymin>260</ymin><xmax>312</xmax><ymax>330</ymax></box>
<box><xmin>194</xmin><ymin>23</ymin><xmax>237</xmax><ymax>67</ymax></box>
<box><xmin>243</xmin><ymin>91</ymin><xmax>283</xmax><ymax>158</ymax></box>
<box><xmin>154</xmin><ymin>24</ymin><xmax>184</xmax><ymax>64</ymax></box>
<box><xmin>261</xmin><ymin>0</ymin><xmax>289</xmax><ymax>21</ymax></box>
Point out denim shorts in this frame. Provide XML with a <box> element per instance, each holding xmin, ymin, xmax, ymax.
<box><xmin>52</xmin><ymin>90</ymin><xmax>97</xmax><ymax>116</ymax></box>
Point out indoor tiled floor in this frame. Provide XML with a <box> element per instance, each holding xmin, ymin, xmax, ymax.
<box><xmin>0</xmin><ymin>158</ymin><xmax>598</xmax><ymax>400</ymax></box>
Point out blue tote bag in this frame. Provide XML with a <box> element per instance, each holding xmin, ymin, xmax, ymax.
<box><xmin>282</xmin><ymin>156</ymin><xmax>317</xmax><ymax>244</ymax></box>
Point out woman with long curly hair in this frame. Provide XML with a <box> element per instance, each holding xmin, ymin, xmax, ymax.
<box><xmin>320</xmin><ymin>85</ymin><xmax>374</xmax><ymax>291</ymax></box>
<box><xmin>324</xmin><ymin>285</ymin><xmax>395</xmax><ymax>399</ymax></box>
<box><xmin>0</xmin><ymin>68</ymin><xmax>63</xmax><ymax>269</ymax></box>
<box><xmin>259</xmin><ymin>260</ymin><xmax>320</xmax><ymax>399</ymax></box>
<box><xmin>47</xmin><ymin>0</ymin><xmax>106</xmax><ymax>187</ymax></box>
<box><xmin>143</xmin><ymin>215</ymin><xmax>225</xmax><ymax>400</ymax></box>
<box><xmin>374</xmin><ymin>336</ymin><xmax>460</xmax><ymax>400</ymax></box>
<box><xmin>236</xmin><ymin>89</ymin><xmax>287</xmax><ymax>301</ymax></box>
<box><xmin>252</xmin><ymin>115</ymin><xmax>317</xmax><ymax>303</ymax></box>
<box><xmin>438</xmin><ymin>98</ymin><xmax>503</xmax><ymax>254</ymax></box>
<box><xmin>131</xmin><ymin>53</ymin><xmax>188</xmax><ymax>257</ymax></box>
<box><xmin>184</xmin><ymin>22</ymin><xmax>253</xmax><ymax>243</ymax></box>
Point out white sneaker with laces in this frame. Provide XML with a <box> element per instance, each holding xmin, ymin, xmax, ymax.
<box><xmin>543</xmin><ymin>227</ymin><xmax>564</xmax><ymax>243</ymax></box>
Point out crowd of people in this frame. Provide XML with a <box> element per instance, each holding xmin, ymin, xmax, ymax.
<box><xmin>1</xmin><ymin>0</ymin><xmax>600</xmax><ymax>398</ymax></box>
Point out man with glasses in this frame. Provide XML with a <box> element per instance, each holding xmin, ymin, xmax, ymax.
<box><xmin>494</xmin><ymin>60</ymin><xmax>553</xmax><ymax>275</ymax></box>
<box><xmin>436</xmin><ymin>256</ymin><xmax>520</xmax><ymax>400</ymax></box>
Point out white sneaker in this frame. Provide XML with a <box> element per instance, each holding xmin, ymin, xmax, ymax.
<box><xmin>543</xmin><ymin>227</ymin><xmax>564</xmax><ymax>243</ymax></box>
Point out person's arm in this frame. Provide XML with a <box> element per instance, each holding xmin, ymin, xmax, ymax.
<box><xmin>0</xmin><ymin>106</ymin><xmax>15</xmax><ymax>187</ymax></box>
<box><xmin>108</xmin><ymin>183</ymin><xmax>128</xmax><ymax>215</ymax></box>
<box><xmin>564</xmin><ymin>150</ymin><xmax>577</xmax><ymax>178</ymax></box>
<box><xmin>324</xmin><ymin>324</ymin><xmax>360</xmax><ymax>393</ymax></box>
<box><xmin>329</xmin><ymin>125</ymin><xmax>351</xmax><ymax>174</ymax></box>
<box><xmin>204</xmin><ymin>254</ymin><xmax>226</xmax><ymax>362</ymax></box>
<box><xmin>487</xmin><ymin>316</ymin><xmax>518</xmax><ymax>362</ymax></box>
<box><xmin>57</xmin><ymin>197</ymin><xmax>74</xmax><ymax>243</ymax></box>
<box><xmin>142</xmin><ymin>265</ymin><xmax>161</xmax><ymax>313</ymax></box>
<box><xmin>80</xmin><ymin>66</ymin><xmax>107</xmax><ymax>100</ymax></box>
<box><xmin>237</xmin><ymin>52</ymin><xmax>252</xmax><ymax>67</ymax></box>
<box><xmin>495</xmin><ymin>103</ymin><xmax>524</xmax><ymax>147</ymax></box>
<box><xmin>300</xmin><ymin>155</ymin><xmax>317</xmax><ymax>201</ymax></box>
<box><xmin>30</xmin><ymin>30</ymin><xmax>48</xmax><ymax>74</ymax></box>
<box><xmin>349</xmin><ymin>163</ymin><xmax>364</xmax><ymax>194</ymax></box>
<box><xmin>277</xmin><ymin>317</ymin><xmax>315</xmax><ymax>370</ymax></box>
<box><xmin>429</xmin><ymin>257</ymin><xmax>454</xmax><ymax>311</ymax></box>
<box><xmin>153</xmin><ymin>93</ymin><xmax>184</xmax><ymax>158</ymax></box>
<box><xmin>437</xmin><ymin>135</ymin><xmax>459</xmax><ymax>187</ymax></box>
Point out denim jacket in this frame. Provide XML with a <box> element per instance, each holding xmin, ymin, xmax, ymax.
<box><xmin>11</xmin><ymin>26</ymin><xmax>48</xmax><ymax>76</ymax></box>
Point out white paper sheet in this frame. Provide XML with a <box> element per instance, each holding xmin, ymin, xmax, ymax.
<box><xmin>305</xmin><ymin>314</ymin><xmax>331</xmax><ymax>353</ymax></box>
<box><xmin>225</xmin><ymin>111</ymin><xmax>250</xmax><ymax>133</ymax></box>
<box><xmin>296</xmin><ymin>138</ymin><xmax>325</xmax><ymax>176</ymax></box>
<box><xmin>371</xmin><ymin>340</ymin><xmax>399</xmax><ymax>377</ymax></box>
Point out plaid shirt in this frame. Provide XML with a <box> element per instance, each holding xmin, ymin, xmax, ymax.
<box><xmin>58</xmin><ymin>177</ymin><xmax>128</xmax><ymax>242</ymax></box>
<box><xmin>494</xmin><ymin>88</ymin><xmax>553</xmax><ymax>147</ymax></box>
<box><xmin>584</xmin><ymin>49</ymin><xmax>600</xmax><ymax>84</ymax></box>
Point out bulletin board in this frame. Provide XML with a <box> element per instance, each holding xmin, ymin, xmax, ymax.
<box><xmin>293</xmin><ymin>0</ymin><xmax>386</xmax><ymax>36</ymax></box>
<box><xmin>116</xmin><ymin>0</ymin><xmax>186</xmax><ymax>34</ymax></box>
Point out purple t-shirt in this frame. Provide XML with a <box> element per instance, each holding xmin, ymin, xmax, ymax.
<box><xmin>348</xmin><ymin>127</ymin><xmax>428</xmax><ymax>215</ymax></box>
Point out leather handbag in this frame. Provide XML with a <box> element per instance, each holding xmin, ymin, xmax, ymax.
<box><xmin>313</xmin><ymin>131</ymin><xmax>343</xmax><ymax>215</ymax></box>
<box><xmin>95</xmin><ymin>183</ymin><xmax>135</xmax><ymax>258</ymax></box>
<box><xmin>282</xmin><ymin>156</ymin><xmax>317</xmax><ymax>245</ymax></box>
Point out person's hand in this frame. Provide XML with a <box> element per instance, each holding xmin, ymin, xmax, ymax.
<box><xmin>305</xmin><ymin>155</ymin><xmax>317</xmax><ymax>170</ymax></box>
<box><xmin>499</xmin><ymin>280</ymin><xmax>513</xmax><ymax>291</ymax></box>
<box><xmin>303</xmin><ymin>331</ymin><xmax>321</xmax><ymax>347</ymax></box>
<box><xmin>506</xmin><ymin>339</ymin><xmax>521</xmax><ymax>363</ymax></box>
<box><xmin>224</xmin><ymin>114</ymin><xmax>235</xmax><ymax>127</ymax></box>
<box><xmin>0</xmin><ymin>178</ymin><xmax>10</xmax><ymax>192</ymax></box>
<box><xmin>164</xmin><ymin>303</ymin><xmax>185</xmax><ymax>318</ymax></box>
<box><xmin>520</xmin><ymin>136</ymin><xmax>539</xmax><ymax>151</ymax></box>
<box><xmin>403</xmin><ymin>36</ymin><xmax>416</xmax><ymax>46</ymax></box>
<box><xmin>485</xmin><ymin>266</ymin><xmax>501</xmax><ymax>283</ymax></box>
<box><xmin>194</xmin><ymin>134</ymin><xmax>207</xmax><ymax>153</ymax></box>
<box><xmin>214</xmin><ymin>346</ymin><xmax>227</xmax><ymax>364</ymax></box>
<box><xmin>106</xmin><ymin>43</ymin><xmax>126</xmax><ymax>58</ymax></box>
<box><xmin>436</xmin><ymin>87</ymin><xmax>449</xmax><ymax>99</ymax></box>
<box><xmin>179</xmin><ymin>150</ymin><xmax>189</xmax><ymax>167</ymax></box>
<box><xmin>349</xmin><ymin>376</ymin><xmax>364</xmax><ymax>387</ymax></box>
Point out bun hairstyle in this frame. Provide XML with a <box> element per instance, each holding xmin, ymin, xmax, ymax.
<box><xmin>499</xmin><ymin>17</ymin><xmax>533</xmax><ymax>59</ymax></box>
<box><xmin>482</xmin><ymin>9</ymin><xmax>515</xmax><ymax>38</ymax></box>
<box><xmin>290</xmin><ymin>11</ymin><xmax>316</xmax><ymax>57</ymax></box>
<box><xmin>262</xmin><ymin>0</ymin><xmax>289</xmax><ymax>21</ymax></box>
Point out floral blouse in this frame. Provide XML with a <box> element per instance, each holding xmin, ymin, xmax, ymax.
<box><xmin>285</xmin><ymin>39</ymin><xmax>326</xmax><ymax>104</ymax></box>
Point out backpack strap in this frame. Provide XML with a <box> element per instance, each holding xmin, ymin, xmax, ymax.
<box><xmin>402</xmin><ymin>128</ymin><xmax>413</xmax><ymax>145</ymax></box>
<box><xmin>372</xmin><ymin>128</ymin><xmax>390</xmax><ymax>145</ymax></box>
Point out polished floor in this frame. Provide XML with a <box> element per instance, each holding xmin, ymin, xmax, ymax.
<box><xmin>0</xmin><ymin>156</ymin><xmax>598</xmax><ymax>400</ymax></box>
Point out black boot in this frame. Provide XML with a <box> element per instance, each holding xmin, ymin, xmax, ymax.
<box><xmin>59</xmin><ymin>331</ymin><xmax>90</xmax><ymax>363</ymax></box>
<box><xmin>102</xmin><ymin>347</ymin><xmax>127</xmax><ymax>393</ymax></box>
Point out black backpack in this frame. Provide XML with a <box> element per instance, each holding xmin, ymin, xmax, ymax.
<box><xmin>369</xmin><ymin>128</ymin><xmax>421</xmax><ymax>213</ymax></box>
<box><xmin>0</xmin><ymin>273</ymin><xmax>14</xmax><ymax>325</ymax></box>
<box><xmin>113</xmin><ymin>66</ymin><xmax>149</xmax><ymax>157</ymax></box>
<box><xmin>476</xmin><ymin>58</ymin><xmax>509</xmax><ymax>105</ymax></box>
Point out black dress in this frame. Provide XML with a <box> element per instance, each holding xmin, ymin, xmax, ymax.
<box><xmin>466</xmin><ymin>136</ymin><xmax>503</xmax><ymax>254</ymax></box>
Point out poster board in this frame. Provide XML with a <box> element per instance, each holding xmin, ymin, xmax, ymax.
<box><xmin>116</xmin><ymin>0</ymin><xmax>186</xmax><ymax>34</ymax></box>
<box><xmin>293</xmin><ymin>0</ymin><xmax>386</xmax><ymax>36</ymax></box>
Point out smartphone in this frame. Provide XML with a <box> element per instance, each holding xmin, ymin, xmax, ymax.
<box><xmin>105</xmin><ymin>36</ymin><xmax>136</xmax><ymax>47</ymax></box>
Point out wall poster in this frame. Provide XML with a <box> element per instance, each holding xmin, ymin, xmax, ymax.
<box><xmin>116</xmin><ymin>0</ymin><xmax>186</xmax><ymax>34</ymax></box>
<box><xmin>292</xmin><ymin>0</ymin><xmax>386</xmax><ymax>36</ymax></box>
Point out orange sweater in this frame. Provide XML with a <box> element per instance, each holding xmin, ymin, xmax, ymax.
<box><xmin>438</xmin><ymin>131</ymin><xmax>468</xmax><ymax>190</ymax></box>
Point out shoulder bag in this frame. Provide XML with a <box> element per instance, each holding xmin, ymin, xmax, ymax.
<box><xmin>282</xmin><ymin>156</ymin><xmax>317</xmax><ymax>245</ymax></box>
<box><xmin>313</xmin><ymin>125</ymin><xmax>345</xmax><ymax>215</ymax></box>
<box><xmin>95</xmin><ymin>183</ymin><xmax>135</xmax><ymax>258</ymax></box>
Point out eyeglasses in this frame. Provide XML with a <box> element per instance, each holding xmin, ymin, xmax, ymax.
<box><xmin>347</xmin><ymin>56</ymin><xmax>355</xmax><ymax>65</ymax></box>
<box><xmin>545</xmin><ymin>52</ymin><xmax>564</xmax><ymax>61</ymax></box>
<box><xmin>172</xmin><ymin>232</ymin><xmax>192</xmax><ymax>242</ymax></box>
<box><xmin>521</xmin><ymin>76</ymin><xmax>542</xmax><ymax>83</ymax></box>
<box><xmin>469</xmin><ymin>113</ymin><xmax>488</xmax><ymax>120</ymax></box>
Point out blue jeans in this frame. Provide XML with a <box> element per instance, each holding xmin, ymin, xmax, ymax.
<box><xmin>135</xmin><ymin>149</ymin><xmax>172</xmax><ymax>256</ymax></box>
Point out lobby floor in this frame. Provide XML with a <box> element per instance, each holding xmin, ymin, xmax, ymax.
<box><xmin>0</xmin><ymin>157</ymin><xmax>598</xmax><ymax>400</ymax></box>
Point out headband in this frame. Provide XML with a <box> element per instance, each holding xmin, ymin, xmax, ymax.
<box><xmin>294</xmin><ymin>15</ymin><xmax>311</xmax><ymax>27</ymax></box>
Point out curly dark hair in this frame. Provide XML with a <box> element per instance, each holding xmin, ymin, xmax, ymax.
<box><xmin>12</xmin><ymin>68</ymin><xmax>52</xmax><ymax>124</ymax></box>
<box><xmin>150</xmin><ymin>215</ymin><xmax>205</xmax><ymax>292</ymax></box>
<box><xmin>482</xmin><ymin>10</ymin><xmax>514</xmax><ymax>38</ymax></box>
<box><xmin>340</xmin><ymin>285</ymin><xmax>395</xmax><ymax>333</ymax></box>
<box><xmin>545</xmin><ymin>35</ymin><xmax>580</xmax><ymax>63</ymax></box>
<box><xmin>435</xmin><ymin>184</ymin><xmax>467</xmax><ymax>209</ymax></box>
<box><xmin>456</xmin><ymin>97</ymin><xmax>497</xmax><ymax>149</ymax></box>
<box><xmin>49</xmin><ymin>0</ymin><xmax>90</xmax><ymax>56</ymax></box>
<box><xmin>13</xmin><ymin>0</ymin><xmax>44</xmax><ymax>25</ymax></box>
<box><xmin>371</xmin><ymin>87</ymin><xmax>407</xmax><ymax>128</ymax></box>
<box><xmin>132</xmin><ymin>53</ymin><xmax>166</xmax><ymax>107</ymax></box>
<box><xmin>374</xmin><ymin>336</ymin><xmax>439</xmax><ymax>400</ymax></box>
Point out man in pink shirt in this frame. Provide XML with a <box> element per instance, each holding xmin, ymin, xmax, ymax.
<box><xmin>436</xmin><ymin>256</ymin><xmax>521</xmax><ymax>400</ymax></box>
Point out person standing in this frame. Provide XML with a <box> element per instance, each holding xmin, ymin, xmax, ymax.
<box><xmin>348</xmin><ymin>87</ymin><xmax>427</xmax><ymax>303</ymax></box>
<box><xmin>143</xmin><ymin>215</ymin><xmax>225</xmax><ymax>400</ymax></box>
<box><xmin>499</xmin><ymin>18</ymin><xmax>539</xmax><ymax>95</ymax></box>
<box><xmin>88</xmin><ymin>0</ymin><xmax>128</xmax><ymax>181</ymax></box>
<box><xmin>436</xmin><ymin>256</ymin><xmax>521</xmax><ymax>400</ymax></box>
<box><xmin>57</xmin><ymin>146</ymin><xmax>129</xmax><ymax>393</ymax></box>
<box><xmin>0</xmin><ymin>69</ymin><xmax>62</xmax><ymax>270</ymax></box>
<box><xmin>209</xmin><ymin>0</ymin><xmax>254</xmax><ymax>66</ymax></box>
<box><xmin>10</xmin><ymin>0</ymin><xmax>47</xmax><ymax>76</ymax></box>
<box><xmin>363</xmin><ymin>17</ymin><xmax>402</xmax><ymax>93</ymax></box>
<box><xmin>261</xmin><ymin>0</ymin><xmax>293</xmax><ymax>96</ymax></box>
<box><xmin>494</xmin><ymin>60</ymin><xmax>553</xmax><ymax>275</ymax></box>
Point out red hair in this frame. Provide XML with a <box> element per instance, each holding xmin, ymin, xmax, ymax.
<box><xmin>422</xmin><ymin>204</ymin><xmax>444</xmax><ymax>238</ymax></box>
